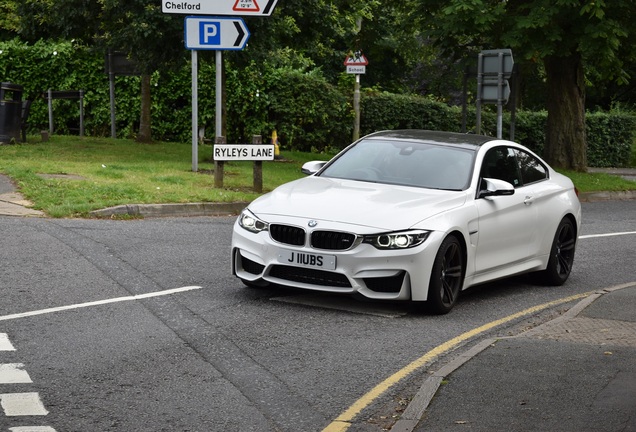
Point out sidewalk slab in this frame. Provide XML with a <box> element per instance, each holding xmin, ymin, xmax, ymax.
<box><xmin>419</xmin><ymin>338</ymin><xmax>636</xmax><ymax>432</ymax></box>
<box><xmin>407</xmin><ymin>285</ymin><xmax>636</xmax><ymax>432</ymax></box>
<box><xmin>0</xmin><ymin>192</ymin><xmax>44</xmax><ymax>217</ymax></box>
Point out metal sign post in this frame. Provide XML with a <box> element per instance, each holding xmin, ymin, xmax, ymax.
<box><xmin>215</xmin><ymin>51</ymin><xmax>223</xmax><ymax>181</ymax></box>
<box><xmin>184</xmin><ymin>17</ymin><xmax>250</xmax><ymax>172</ymax></box>
<box><xmin>104</xmin><ymin>50</ymin><xmax>141</xmax><ymax>139</ymax></box>
<box><xmin>344</xmin><ymin>52</ymin><xmax>368</xmax><ymax>142</ymax></box>
<box><xmin>476</xmin><ymin>49</ymin><xmax>514</xmax><ymax>139</ymax></box>
<box><xmin>191</xmin><ymin>50</ymin><xmax>198</xmax><ymax>172</ymax></box>
<box><xmin>168</xmin><ymin>3</ymin><xmax>277</xmax><ymax>179</ymax></box>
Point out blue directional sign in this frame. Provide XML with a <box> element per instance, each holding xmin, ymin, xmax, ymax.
<box><xmin>184</xmin><ymin>16</ymin><xmax>250</xmax><ymax>50</ymax></box>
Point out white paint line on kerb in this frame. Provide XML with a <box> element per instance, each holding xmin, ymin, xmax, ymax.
<box><xmin>0</xmin><ymin>286</ymin><xmax>202</xmax><ymax>322</ymax></box>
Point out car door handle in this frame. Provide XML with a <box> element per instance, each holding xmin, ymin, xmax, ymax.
<box><xmin>524</xmin><ymin>195</ymin><xmax>535</xmax><ymax>205</ymax></box>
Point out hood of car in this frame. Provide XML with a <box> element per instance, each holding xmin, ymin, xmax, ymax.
<box><xmin>249</xmin><ymin>176</ymin><xmax>466</xmax><ymax>231</ymax></box>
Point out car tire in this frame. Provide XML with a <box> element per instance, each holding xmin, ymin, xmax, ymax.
<box><xmin>539</xmin><ymin>217</ymin><xmax>576</xmax><ymax>286</ymax></box>
<box><xmin>426</xmin><ymin>235</ymin><xmax>464</xmax><ymax>314</ymax></box>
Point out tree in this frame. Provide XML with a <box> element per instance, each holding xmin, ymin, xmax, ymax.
<box><xmin>0</xmin><ymin>0</ymin><xmax>19</xmax><ymax>39</ymax></box>
<box><xmin>17</xmin><ymin>0</ymin><xmax>184</xmax><ymax>143</ymax></box>
<box><xmin>230</xmin><ymin>0</ymin><xmax>426</xmax><ymax>91</ymax></box>
<box><xmin>403</xmin><ymin>0</ymin><xmax>636</xmax><ymax>171</ymax></box>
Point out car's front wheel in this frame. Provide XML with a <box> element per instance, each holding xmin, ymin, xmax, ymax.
<box><xmin>426</xmin><ymin>235</ymin><xmax>464</xmax><ymax>314</ymax></box>
<box><xmin>539</xmin><ymin>217</ymin><xmax>576</xmax><ymax>285</ymax></box>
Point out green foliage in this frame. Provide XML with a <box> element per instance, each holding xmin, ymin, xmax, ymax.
<box><xmin>360</xmin><ymin>91</ymin><xmax>461</xmax><ymax>134</ymax></box>
<box><xmin>265</xmin><ymin>68</ymin><xmax>351</xmax><ymax>151</ymax></box>
<box><xmin>0</xmin><ymin>39</ymin><xmax>352</xmax><ymax>150</ymax></box>
<box><xmin>408</xmin><ymin>1</ymin><xmax>636</xmax><ymax>87</ymax></box>
<box><xmin>0</xmin><ymin>0</ymin><xmax>19</xmax><ymax>38</ymax></box>
<box><xmin>0</xmin><ymin>39</ymin><xmax>129</xmax><ymax>135</ymax></box>
<box><xmin>3</xmin><ymin>39</ymin><xmax>633</xmax><ymax>166</ymax></box>
<box><xmin>360</xmin><ymin>91</ymin><xmax>634</xmax><ymax>167</ymax></box>
<box><xmin>586</xmin><ymin>111</ymin><xmax>636</xmax><ymax>167</ymax></box>
<box><xmin>508</xmin><ymin>110</ymin><xmax>548</xmax><ymax>155</ymax></box>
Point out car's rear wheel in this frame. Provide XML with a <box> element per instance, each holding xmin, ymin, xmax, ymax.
<box><xmin>539</xmin><ymin>217</ymin><xmax>576</xmax><ymax>285</ymax></box>
<box><xmin>426</xmin><ymin>235</ymin><xmax>463</xmax><ymax>314</ymax></box>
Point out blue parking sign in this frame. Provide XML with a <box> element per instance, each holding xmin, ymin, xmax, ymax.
<box><xmin>185</xmin><ymin>16</ymin><xmax>250</xmax><ymax>50</ymax></box>
<box><xmin>199</xmin><ymin>22</ymin><xmax>221</xmax><ymax>46</ymax></box>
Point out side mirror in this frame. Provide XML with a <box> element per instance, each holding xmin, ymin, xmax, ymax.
<box><xmin>301</xmin><ymin>161</ymin><xmax>327</xmax><ymax>175</ymax></box>
<box><xmin>478</xmin><ymin>177</ymin><xmax>515</xmax><ymax>198</ymax></box>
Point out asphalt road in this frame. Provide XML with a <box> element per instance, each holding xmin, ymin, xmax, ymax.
<box><xmin>0</xmin><ymin>200</ymin><xmax>634</xmax><ymax>431</ymax></box>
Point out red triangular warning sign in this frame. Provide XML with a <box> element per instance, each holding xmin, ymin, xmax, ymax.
<box><xmin>344</xmin><ymin>52</ymin><xmax>369</xmax><ymax>66</ymax></box>
<box><xmin>234</xmin><ymin>0</ymin><xmax>260</xmax><ymax>12</ymax></box>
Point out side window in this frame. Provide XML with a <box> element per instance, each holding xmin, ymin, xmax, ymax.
<box><xmin>480</xmin><ymin>147</ymin><xmax>521</xmax><ymax>187</ymax></box>
<box><xmin>514</xmin><ymin>149</ymin><xmax>548</xmax><ymax>185</ymax></box>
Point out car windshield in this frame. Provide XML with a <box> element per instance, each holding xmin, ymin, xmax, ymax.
<box><xmin>319</xmin><ymin>139</ymin><xmax>475</xmax><ymax>190</ymax></box>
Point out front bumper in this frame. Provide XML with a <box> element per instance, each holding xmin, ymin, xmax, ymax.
<box><xmin>231</xmin><ymin>219</ymin><xmax>444</xmax><ymax>301</ymax></box>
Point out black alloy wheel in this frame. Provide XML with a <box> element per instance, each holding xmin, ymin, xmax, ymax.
<box><xmin>540</xmin><ymin>217</ymin><xmax>576</xmax><ymax>286</ymax></box>
<box><xmin>427</xmin><ymin>235</ymin><xmax>464</xmax><ymax>314</ymax></box>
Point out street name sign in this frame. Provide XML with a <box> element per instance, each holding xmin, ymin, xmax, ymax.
<box><xmin>346</xmin><ymin>65</ymin><xmax>366</xmax><ymax>74</ymax></box>
<box><xmin>163</xmin><ymin>0</ymin><xmax>279</xmax><ymax>16</ymax></box>
<box><xmin>184</xmin><ymin>17</ymin><xmax>250</xmax><ymax>50</ymax></box>
<box><xmin>214</xmin><ymin>144</ymin><xmax>275</xmax><ymax>161</ymax></box>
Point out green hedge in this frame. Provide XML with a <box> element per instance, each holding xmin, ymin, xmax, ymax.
<box><xmin>1</xmin><ymin>39</ymin><xmax>633</xmax><ymax>166</ymax></box>
<box><xmin>360</xmin><ymin>91</ymin><xmax>460</xmax><ymax>133</ymax></box>
<box><xmin>0</xmin><ymin>39</ymin><xmax>350</xmax><ymax>150</ymax></box>
<box><xmin>586</xmin><ymin>111</ymin><xmax>636</xmax><ymax>167</ymax></box>
<box><xmin>0</xmin><ymin>39</ymin><xmax>144</xmax><ymax>138</ymax></box>
<box><xmin>361</xmin><ymin>93</ymin><xmax>633</xmax><ymax>167</ymax></box>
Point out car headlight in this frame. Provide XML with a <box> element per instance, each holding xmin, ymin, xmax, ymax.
<box><xmin>363</xmin><ymin>230</ymin><xmax>430</xmax><ymax>250</ymax></box>
<box><xmin>238</xmin><ymin>209</ymin><xmax>268</xmax><ymax>233</ymax></box>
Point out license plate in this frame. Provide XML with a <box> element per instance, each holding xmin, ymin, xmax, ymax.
<box><xmin>277</xmin><ymin>249</ymin><xmax>336</xmax><ymax>270</ymax></box>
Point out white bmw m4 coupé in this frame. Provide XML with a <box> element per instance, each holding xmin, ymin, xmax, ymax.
<box><xmin>231</xmin><ymin>130</ymin><xmax>581</xmax><ymax>314</ymax></box>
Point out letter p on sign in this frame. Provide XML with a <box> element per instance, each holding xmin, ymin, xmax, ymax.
<box><xmin>199</xmin><ymin>22</ymin><xmax>220</xmax><ymax>45</ymax></box>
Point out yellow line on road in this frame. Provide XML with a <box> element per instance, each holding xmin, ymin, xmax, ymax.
<box><xmin>322</xmin><ymin>291</ymin><xmax>593</xmax><ymax>432</ymax></box>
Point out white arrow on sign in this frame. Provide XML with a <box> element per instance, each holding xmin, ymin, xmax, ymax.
<box><xmin>184</xmin><ymin>17</ymin><xmax>250</xmax><ymax>50</ymax></box>
<box><xmin>163</xmin><ymin>0</ymin><xmax>279</xmax><ymax>16</ymax></box>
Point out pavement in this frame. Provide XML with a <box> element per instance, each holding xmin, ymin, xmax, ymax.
<box><xmin>400</xmin><ymin>282</ymin><xmax>636</xmax><ymax>432</ymax></box>
<box><xmin>0</xmin><ymin>174</ymin><xmax>45</xmax><ymax>217</ymax></box>
<box><xmin>1</xmin><ymin>170</ymin><xmax>636</xmax><ymax>432</ymax></box>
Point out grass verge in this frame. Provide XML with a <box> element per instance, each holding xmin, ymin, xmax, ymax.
<box><xmin>0</xmin><ymin>136</ymin><xmax>329</xmax><ymax>217</ymax></box>
<box><xmin>0</xmin><ymin>135</ymin><xmax>634</xmax><ymax>218</ymax></box>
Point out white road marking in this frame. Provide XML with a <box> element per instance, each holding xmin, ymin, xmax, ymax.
<box><xmin>580</xmin><ymin>231</ymin><xmax>636</xmax><ymax>239</ymax></box>
<box><xmin>0</xmin><ymin>364</ymin><xmax>32</xmax><ymax>384</ymax></box>
<box><xmin>0</xmin><ymin>333</ymin><xmax>16</xmax><ymax>351</ymax></box>
<box><xmin>0</xmin><ymin>286</ymin><xmax>202</xmax><ymax>322</ymax></box>
<box><xmin>10</xmin><ymin>427</ymin><xmax>57</xmax><ymax>432</ymax></box>
<box><xmin>0</xmin><ymin>392</ymin><xmax>49</xmax><ymax>416</ymax></box>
